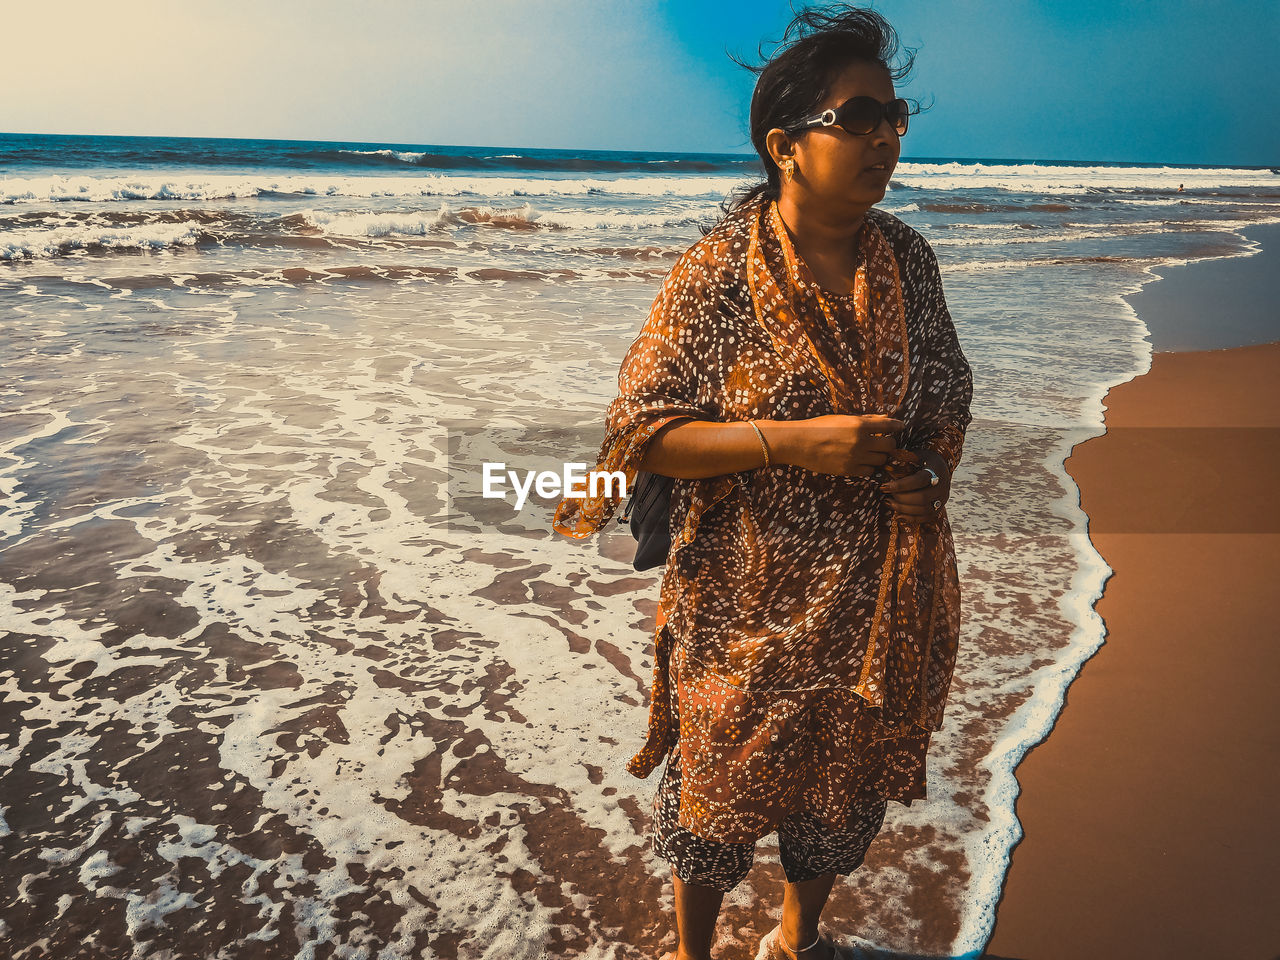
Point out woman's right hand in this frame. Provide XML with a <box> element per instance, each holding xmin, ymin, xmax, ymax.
<box><xmin>768</xmin><ymin>414</ymin><xmax>906</xmax><ymax>477</ymax></box>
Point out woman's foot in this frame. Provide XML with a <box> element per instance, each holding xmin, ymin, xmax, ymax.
<box><xmin>759</xmin><ymin>923</ymin><xmax>841</xmax><ymax>959</ymax></box>
<box><xmin>781</xmin><ymin>932</ymin><xmax>836</xmax><ymax>959</ymax></box>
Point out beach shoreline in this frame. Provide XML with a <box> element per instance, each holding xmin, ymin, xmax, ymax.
<box><xmin>983</xmin><ymin>224</ymin><xmax>1280</xmax><ymax>959</ymax></box>
<box><xmin>4</xmin><ymin>132</ymin><xmax>1277</xmax><ymax>959</ymax></box>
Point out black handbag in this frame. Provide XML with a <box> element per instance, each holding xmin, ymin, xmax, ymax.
<box><xmin>616</xmin><ymin>469</ymin><xmax>674</xmax><ymax>571</ymax></box>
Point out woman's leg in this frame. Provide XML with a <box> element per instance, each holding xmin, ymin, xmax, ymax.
<box><xmin>773</xmin><ymin>796</ymin><xmax>889</xmax><ymax>954</ymax></box>
<box><xmin>652</xmin><ymin>746</ymin><xmax>755</xmax><ymax>958</ymax></box>
<box><xmin>671</xmin><ymin>875</ymin><xmax>725</xmax><ymax>960</ymax></box>
<box><xmin>779</xmin><ymin>871</ymin><xmax>838</xmax><ymax>955</ymax></box>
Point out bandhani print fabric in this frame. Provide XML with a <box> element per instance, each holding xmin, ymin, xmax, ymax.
<box><xmin>553</xmin><ymin>195</ymin><xmax>973</xmax><ymax>843</ymax></box>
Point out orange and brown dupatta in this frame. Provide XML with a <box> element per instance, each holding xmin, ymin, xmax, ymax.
<box><xmin>742</xmin><ymin>199</ymin><xmax>950</xmax><ymax>723</ymax></box>
<box><xmin>554</xmin><ymin>195</ymin><xmax>957</xmax><ymax>767</ymax></box>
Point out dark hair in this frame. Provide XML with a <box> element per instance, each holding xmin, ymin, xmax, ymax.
<box><xmin>706</xmin><ymin>3</ymin><xmax>926</xmax><ymax>231</ymax></box>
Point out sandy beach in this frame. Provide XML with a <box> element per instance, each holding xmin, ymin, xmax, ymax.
<box><xmin>984</xmin><ymin>227</ymin><xmax>1280</xmax><ymax>959</ymax></box>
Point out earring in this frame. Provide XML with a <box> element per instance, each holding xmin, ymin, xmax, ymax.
<box><xmin>782</xmin><ymin>159</ymin><xmax>795</xmax><ymax>184</ymax></box>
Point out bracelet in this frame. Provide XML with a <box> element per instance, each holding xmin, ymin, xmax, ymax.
<box><xmin>747</xmin><ymin>420</ymin><xmax>771</xmax><ymax>469</ymax></box>
<box><xmin>917</xmin><ymin>449</ymin><xmax>947</xmax><ymax>487</ymax></box>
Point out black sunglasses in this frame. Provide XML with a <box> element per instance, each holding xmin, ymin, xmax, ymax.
<box><xmin>788</xmin><ymin>96</ymin><xmax>912</xmax><ymax>137</ymax></box>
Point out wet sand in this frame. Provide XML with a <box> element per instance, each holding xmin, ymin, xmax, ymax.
<box><xmin>1121</xmin><ymin>221</ymin><xmax>1280</xmax><ymax>353</ymax></box>
<box><xmin>983</xmin><ymin>229</ymin><xmax>1280</xmax><ymax>958</ymax></box>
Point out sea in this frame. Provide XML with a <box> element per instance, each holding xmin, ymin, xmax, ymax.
<box><xmin>2</xmin><ymin>132</ymin><xmax>1278</xmax><ymax>959</ymax></box>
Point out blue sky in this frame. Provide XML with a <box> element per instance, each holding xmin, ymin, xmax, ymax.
<box><xmin>5</xmin><ymin>0</ymin><xmax>1275</xmax><ymax>166</ymax></box>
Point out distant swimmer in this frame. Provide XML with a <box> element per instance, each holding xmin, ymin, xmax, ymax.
<box><xmin>1178</xmin><ymin>183</ymin><xmax>1184</xmax><ymax>191</ymax></box>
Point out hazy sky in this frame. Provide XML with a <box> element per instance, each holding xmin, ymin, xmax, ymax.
<box><xmin>5</xmin><ymin>0</ymin><xmax>1276</xmax><ymax>166</ymax></box>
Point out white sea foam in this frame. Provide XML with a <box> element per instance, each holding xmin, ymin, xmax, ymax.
<box><xmin>294</xmin><ymin>202</ymin><xmax>710</xmax><ymax>235</ymax></box>
<box><xmin>889</xmin><ymin>159</ymin><xmax>1278</xmax><ymax>193</ymax></box>
<box><xmin>0</xmin><ymin>172</ymin><xmax>752</xmax><ymax>204</ymax></box>
<box><xmin>930</xmin><ymin>218</ymin><xmax>1249</xmax><ymax>248</ymax></box>
<box><xmin>2</xmin><ymin>166</ymin><xmax>1271</xmax><ymax>220</ymax></box>
<box><xmin>535</xmin><ymin>209</ymin><xmax>710</xmax><ymax>231</ymax></box>
<box><xmin>300</xmin><ymin>206</ymin><xmax>455</xmax><ymax>237</ymax></box>
<box><xmin>0</xmin><ymin>221</ymin><xmax>205</xmax><ymax>260</ymax></box>
<box><xmin>338</xmin><ymin>148</ymin><xmax>430</xmax><ymax>164</ymax></box>
<box><xmin>3</xmin><ymin>162</ymin><xmax>1273</xmax><ymax>209</ymax></box>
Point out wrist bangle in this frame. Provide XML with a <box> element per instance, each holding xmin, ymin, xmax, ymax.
<box><xmin>747</xmin><ymin>420</ymin><xmax>771</xmax><ymax>469</ymax></box>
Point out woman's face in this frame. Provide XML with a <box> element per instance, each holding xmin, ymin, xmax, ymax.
<box><xmin>775</xmin><ymin>59</ymin><xmax>901</xmax><ymax>212</ymax></box>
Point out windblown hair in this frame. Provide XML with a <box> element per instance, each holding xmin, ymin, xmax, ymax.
<box><xmin>707</xmin><ymin>3</ymin><xmax>924</xmax><ymax>231</ymax></box>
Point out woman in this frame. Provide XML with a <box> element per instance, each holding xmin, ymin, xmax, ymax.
<box><xmin>553</xmin><ymin>6</ymin><xmax>972</xmax><ymax>959</ymax></box>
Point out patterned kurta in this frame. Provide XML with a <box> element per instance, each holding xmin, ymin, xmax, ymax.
<box><xmin>553</xmin><ymin>195</ymin><xmax>973</xmax><ymax>843</ymax></box>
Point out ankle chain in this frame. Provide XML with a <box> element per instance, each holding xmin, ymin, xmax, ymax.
<box><xmin>782</xmin><ymin>927</ymin><xmax>822</xmax><ymax>955</ymax></box>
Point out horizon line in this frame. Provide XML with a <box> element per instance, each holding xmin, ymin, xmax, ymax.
<box><xmin>0</xmin><ymin>130</ymin><xmax>1275</xmax><ymax>172</ymax></box>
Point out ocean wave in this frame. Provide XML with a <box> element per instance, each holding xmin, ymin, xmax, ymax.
<box><xmin>0</xmin><ymin>173</ymin><xmax>751</xmax><ymax>204</ymax></box>
<box><xmin>1</xmin><ymin>222</ymin><xmax>209</xmax><ymax>260</ymax></box>
<box><xmin>6</xmin><ymin>165</ymin><xmax>1271</xmax><ymax>209</ymax></box>
<box><xmin>294</xmin><ymin>203</ymin><xmax>712</xmax><ymax>236</ymax></box>
<box><xmin>333</xmin><ymin>148</ymin><xmax>432</xmax><ymax>165</ymax></box>
<box><xmin>920</xmin><ymin>201</ymin><xmax>1076</xmax><ymax>214</ymax></box>
<box><xmin>299</xmin><ymin>202</ymin><xmax>567</xmax><ymax>236</ymax></box>
<box><xmin>565</xmin><ymin>244</ymin><xmax>681</xmax><ymax>261</ymax></box>
<box><xmin>535</xmin><ymin>209</ymin><xmax>713</xmax><ymax>231</ymax></box>
<box><xmin>890</xmin><ymin>159</ymin><xmax>1278</xmax><ymax>191</ymax></box>
<box><xmin>312</xmin><ymin>203</ymin><xmax>568</xmax><ymax>236</ymax></box>
<box><xmin>0</xmin><ymin>208</ymin><xmax>263</xmax><ymax>232</ymax></box>
<box><xmin>58</xmin><ymin>260</ymin><xmax>669</xmax><ymax>290</ymax></box>
<box><xmin>941</xmin><ymin>240</ymin><xmax>1249</xmax><ymax>273</ymax></box>
<box><xmin>326</xmin><ymin>148</ymin><xmax>752</xmax><ymax>174</ymax></box>
<box><xmin>299</xmin><ymin>207</ymin><xmax>453</xmax><ymax>237</ymax></box>
<box><xmin>929</xmin><ymin>217</ymin><xmax>1252</xmax><ymax>247</ymax></box>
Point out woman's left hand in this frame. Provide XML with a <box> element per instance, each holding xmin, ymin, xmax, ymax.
<box><xmin>879</xmin><ymin>450</ymin><xmax>950</xmax><ymax>524</ymax></box>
